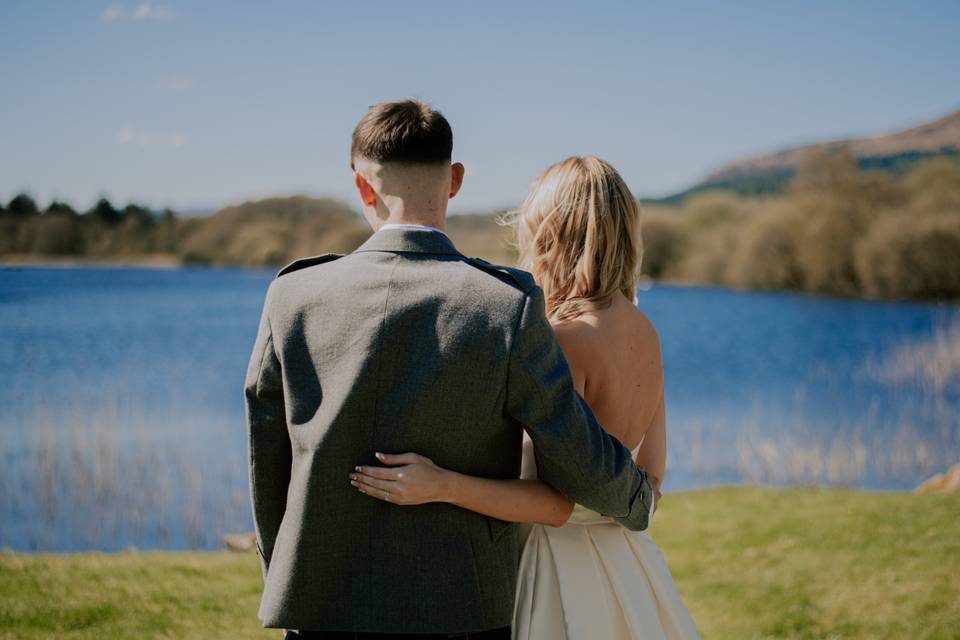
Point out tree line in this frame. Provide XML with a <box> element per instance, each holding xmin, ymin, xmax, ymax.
<box><xmin>641</xmin><ymin>152</ymin><xmax>960</xmax><ymax>300</ymax></box>
<box><xmin>0</xmin><ymin>194</ymin><xmax>181</xmax><ymax>256</ymax></box>
<box><xmin>3</xmin><ymin>151</ymin><xmax>959</xmax><ymax>300</ymax></box>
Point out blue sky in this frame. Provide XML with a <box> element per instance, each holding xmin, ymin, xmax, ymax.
<box><xmin>2</xmin><ymin>1</ymin><xmax>958</xmax><ymax>213</ymax></box>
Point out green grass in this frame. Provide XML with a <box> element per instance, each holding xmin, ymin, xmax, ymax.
<box><xmin>654</xmin><ymin>487</ymin><xmax>960</xmax><ymax>640</ymax></box>
<box><xmin>1</xmin><ymin>488</ymin><xmax>958</xmax><ymax>639</ymax></box>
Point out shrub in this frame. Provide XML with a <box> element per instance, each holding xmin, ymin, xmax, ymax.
<box><xmin>903</xmin><ymin>157</ymin><xmax>960</xmax><ymax>215</ymax></box>
<box><xmin>855</xmin><ymin>212</ymin><xmax>960</xmax><ymax>299</ymax></box>
<box><xmin>25</xmin><ymin>214</ymin><xmax>85</xmax><ymax>254</ymax></box>
<box><xmin>726</xmin><ymin>204</ymin><xmax>805</xmax><ymax>290</ymax></box>
<box><xmin>672</xmin><ymin>219</ymin><xmax>742</xmax><ymax>286</ymax></box>
<box><xmin>639</xmin><ymin>209</ymin><xmax>683</xmax><ymax>279</ymax></box>
<box><xmin>682</xmin><ymin>191</ymin><xmax>743</xmax><ymax>231</ymax></box>
<box><xmin>792</xmin><ymin>195</ymin><xmax>864</xmax><ymax>296</ymax></box>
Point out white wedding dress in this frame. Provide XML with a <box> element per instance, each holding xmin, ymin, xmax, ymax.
<box><xmin>513</xmin><ymin>437</ymin><xmax>700</xmax><ymax>640</ymax></box>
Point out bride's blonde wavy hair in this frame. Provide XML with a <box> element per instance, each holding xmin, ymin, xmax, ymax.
<box><xmin>508</xmin><ymin>157</ymin><xmax>642</xmax><ymax>322</ymax></box>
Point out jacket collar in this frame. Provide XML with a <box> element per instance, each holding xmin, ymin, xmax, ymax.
<box><xmin>354</xmin><ymin>227</ymin><xmax>462</xmax><ymax>256</ymax></box>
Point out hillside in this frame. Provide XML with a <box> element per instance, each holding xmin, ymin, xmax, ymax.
<box><xmin>177</xmin><ymin>196</ymin><xmax>369</xmax><ymax>266</ymax></box>
<box><xmin>653</xmin><ymin>109</ymin><xmax>960</xmax><ymax>202</ymax></box>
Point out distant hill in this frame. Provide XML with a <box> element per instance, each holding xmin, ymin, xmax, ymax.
<box><xmin>650</xmin><ymin>109</ymin><xmax>960</xmax><ymax>204</ymax></box>
<box><xmin>177</xmin><ymin>196</ymin><xmax>369</xmax><ymax>266</ymax></box>
<box><xmin>177</xmin><ymin>196</ymin><xmax>516</xmax><ymax>266</ymax></box>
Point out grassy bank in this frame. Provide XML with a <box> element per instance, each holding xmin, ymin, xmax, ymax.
<box><xmin>1</xmin><ymin>487</ymin><xmax>957</xmax><ymax>639</ymax></box>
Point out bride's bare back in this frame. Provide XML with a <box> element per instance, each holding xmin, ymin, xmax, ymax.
<box><xmin>553</xmin><ymin>292</ymin><xmax>664</xmax><ymax>456</ymax></box>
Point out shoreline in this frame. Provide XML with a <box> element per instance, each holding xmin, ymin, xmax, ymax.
<box><xmin>3</xmin><ymin>255</ymin><xmax>959</xmax><ymax>307</ymax></box>
<box><xmin>0</xmin><ymin>253</ymin><xmax>184</xmax><ymax>269</ymax></box>
<box><xmin>0</xmin><ymin>484</ymin><xmax>945</xmax><ymax>555</ymax></box>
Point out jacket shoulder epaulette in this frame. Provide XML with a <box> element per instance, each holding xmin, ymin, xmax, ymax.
<box><xmin>276</xmin><ymin>253</ymin><xmax>343</xmax><ymax>278</ymax></box>
<box><xmin>464</xmin><ymin>256</ymin><xmax>536</xmax><ymax>293</ymax></box>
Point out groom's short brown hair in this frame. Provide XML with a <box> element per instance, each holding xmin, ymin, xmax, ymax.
<box><xmin>351</xmin><ymin>99</ymin><xmax>452</xmax><ymax>167</ymax></box>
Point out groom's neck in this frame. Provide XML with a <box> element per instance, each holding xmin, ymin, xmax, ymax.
<box><xmin>356</xmin><ymin>158</ymin><xmax>452</xmax><ymax>231</ymax></box>
<box><xmin>376</xmin><ymin>198</ymin><xmax>447</xmax><ymax>231</ymax></box>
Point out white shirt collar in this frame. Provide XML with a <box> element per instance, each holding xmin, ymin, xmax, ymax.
<box><xmin>378</xmin><ymin>223</ymin><xmax>449</xmax><ymax>239</ymax></box>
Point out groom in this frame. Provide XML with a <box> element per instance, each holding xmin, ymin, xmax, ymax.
<box><xmin>245</xmin><ymin>99</ymin><xmax>654</xmax><ymax>639</ymax></box>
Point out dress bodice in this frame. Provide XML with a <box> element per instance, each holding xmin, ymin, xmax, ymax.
<box><xmin>521</xmin><ymin>434</ymin><xmax>643</xmax><ymax>526</ymax></box>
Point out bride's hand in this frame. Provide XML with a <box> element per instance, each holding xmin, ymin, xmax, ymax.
<box><xmin>651</xmin><ymin>475</ymin><xmax>662</xmax><ymax>516</ymax></box>
<box><xmin>350</xmin><ymin>452</ymin><xmax>451</xmax><ymax>506</ymax></box>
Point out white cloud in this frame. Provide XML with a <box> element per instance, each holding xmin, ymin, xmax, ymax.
<box><xmin>100</xmin><ymin>4</ymin><xmax>125</xmax><ymax>21</ymax></box>
<box><xmin>101</xmin><ymin>3</ymin><xmax>175</xmax><ymax>23</ymax></box>
<box><xmin>156</xmin><ymin>75</ymin><xmax>194</xmax><ymax>91</ymax></box>
<box><xmin>116</xmin><ymin>126</ymin><xmax>186</xmax><ymax>148</ymax></box>
<box><xmin>134</xmin><ymin>2</ymin><xmax>174</xmax><ymax>20</ymax></box>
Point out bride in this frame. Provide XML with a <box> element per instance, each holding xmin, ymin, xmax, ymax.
<box><xmin>350</xmin><ymin>156</ymin><xmax>700</xmax><ymax>640</ymax></box>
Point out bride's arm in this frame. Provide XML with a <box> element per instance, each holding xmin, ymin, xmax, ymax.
<box><xmin>351</xmin><ymin>452</ymin><xmax>574</xmax><ymax>527</ymax></box>
<box><xmin>350</xmin><ymin>321</ymin><xmax>590</xmax><ymax>527</ymax></box>
<box><xmin>635</xmin><ymin>388</ymin><xmax>666</xmax><ymax>509</ymax></box>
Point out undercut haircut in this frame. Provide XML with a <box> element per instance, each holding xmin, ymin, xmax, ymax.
<box><xmin>351</xmin><ymin>99</ymin><xmax>453</xmax><ymax>168</ymax></box>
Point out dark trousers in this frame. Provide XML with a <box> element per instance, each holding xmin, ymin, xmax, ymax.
<box><xmin>285</xmin><ymin>627</ymin><xmax>511</xmax><ymax>640</ymax></box>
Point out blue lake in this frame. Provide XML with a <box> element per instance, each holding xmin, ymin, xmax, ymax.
<box><xmin>1</xmin><ymin>267</ymin><xmax>958</xmax><ymax>551</ymax></box>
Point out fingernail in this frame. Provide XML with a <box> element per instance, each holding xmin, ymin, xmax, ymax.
<box><xmin>350</xmin><ymin>480</ymin><xmax>357</xmax><ymax>486</ymax></box>
<box><xmin>355</xmin><ymin>466</ymin><xmax>362</xmax><ymax>472</ymax></box>
<box><xmin>375</xmin><ymin>452</ymin><xmax>384</xmax><ymax>459</ymax></box>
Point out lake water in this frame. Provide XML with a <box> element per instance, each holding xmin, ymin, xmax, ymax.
<box><xmin>1</xmin><ymin>267</ymin><xmax>958</xmax><ymax>551</ymax></box>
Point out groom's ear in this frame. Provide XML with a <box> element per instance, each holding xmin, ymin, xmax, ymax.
<box><xmin>448</xmin><ymin>162</ymin><xmax>465</xmax><ymax>199</ymax></box>
<box><xmin>354</xmin><ymin>171</ymin><xmax>377</xmax><ymax>207</ymax></box>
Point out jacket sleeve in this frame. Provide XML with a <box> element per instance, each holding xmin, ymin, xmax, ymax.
<box><xmin>505</xmin><ymin>286</ymin><xmax>653</xmax><ymax>531</ymax></box>
<box><xmin>244</xmin><ymin>286</ymin><xmax>291</xmax><ymax>578</ymax></box>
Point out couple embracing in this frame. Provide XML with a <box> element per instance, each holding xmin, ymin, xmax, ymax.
<box><xmin>245</xmin><ymin>99</ymin><xmax>699</xmax><ymax>639</ymax></box>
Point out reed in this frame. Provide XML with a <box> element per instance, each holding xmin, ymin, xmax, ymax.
<box><xmin>1</xmin><ymin>390</ymin><xmax>251</xmax><ymax>551</ymax></box>
<box><xmin>3</xmin><ymin>313</ymin><xmax>959</xmax><ymax>551</ymax></box>
<box><xmin>719</xmin><ymin>318</ymin><xmax>960</xmax><ymax>489</ymax></box>
<box><xmin>865</xmin><ymin>315</ymin><xmax>960</xmax><ymax>394</ymax></box>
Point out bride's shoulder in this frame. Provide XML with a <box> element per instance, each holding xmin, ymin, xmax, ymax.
<box><xmin>550</xmin><ymin>318</ymin><xmax>600</xmax><ymax>391</ymax></box>
<box><xmin>551</xmin><ymin>316</ymin><xmax>601</xmax><ymax>356</ymax></box>
<box><xmin>625</xmin><ymin>307</ymin><xmax>663</xmax><ymax>365</ymax></box>
<box><xmin>626</xmin><ymin>303</ymin><xmax>660</xmax><ymax>343</ymax></box>
<box><xmin>553</xmin><ymin>300</ymin><xmax>661</xmax><ymax>358</ymax></box>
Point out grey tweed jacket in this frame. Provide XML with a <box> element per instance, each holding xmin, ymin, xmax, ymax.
<box><xmin>244</xmin><ymin>227</ymin><xmax>653</xmax><ymax>634</ymax></box>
